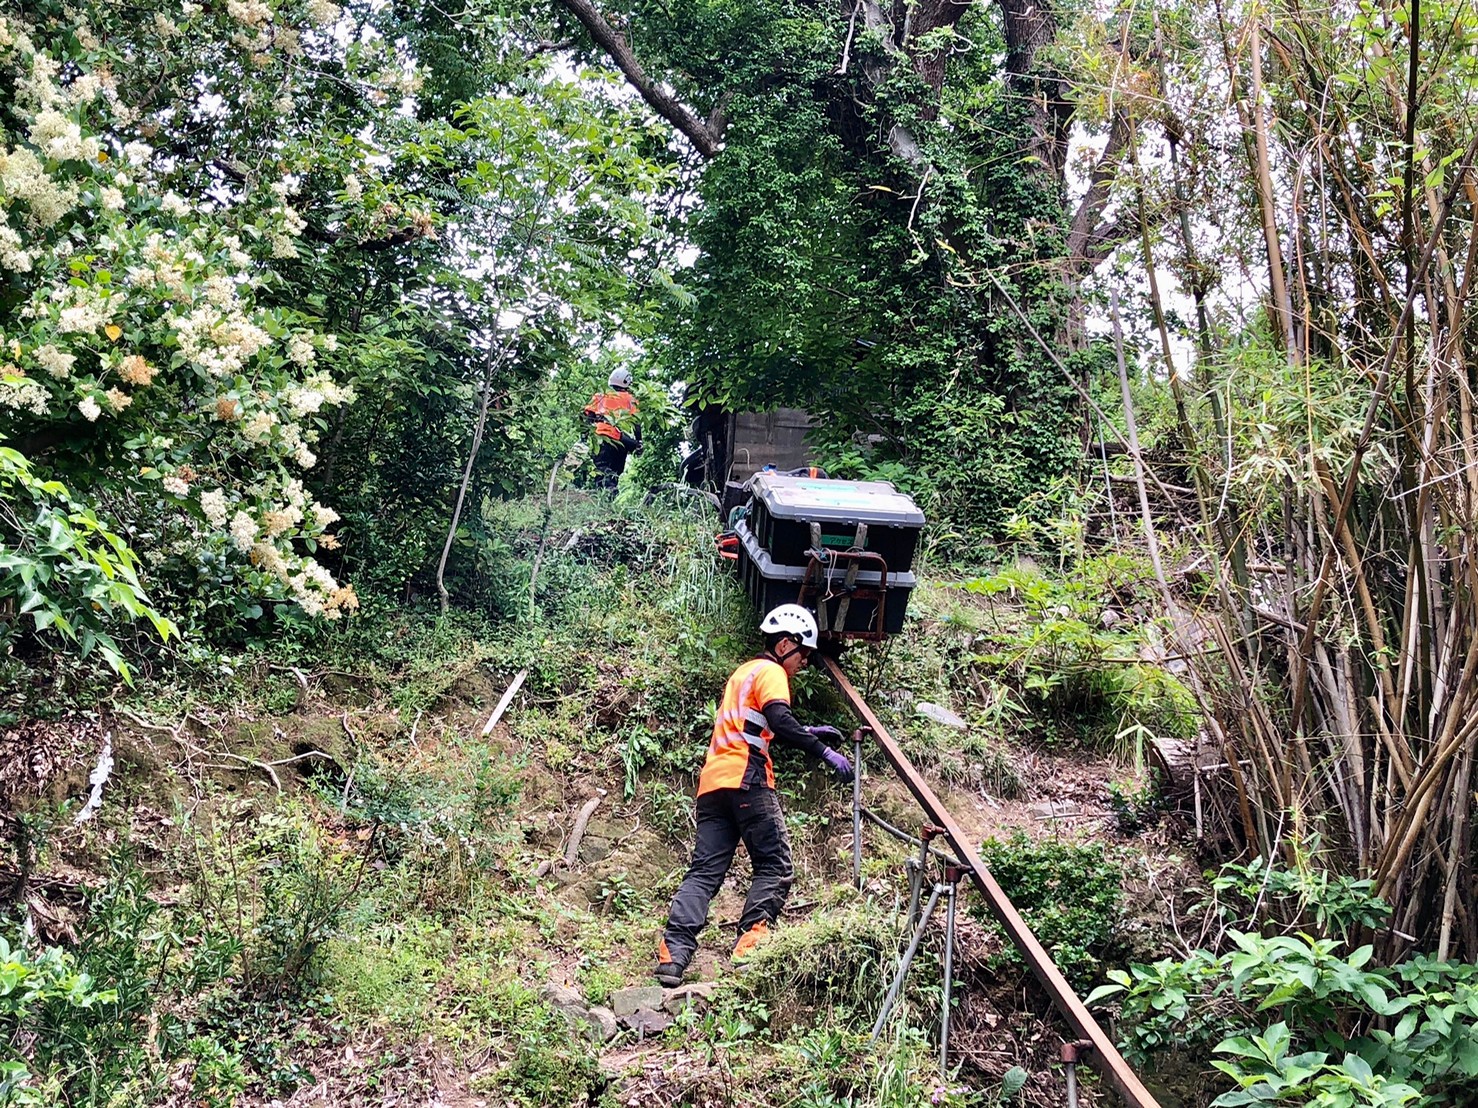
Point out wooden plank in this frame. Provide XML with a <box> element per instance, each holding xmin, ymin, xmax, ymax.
<box><xmin>820</xmin><ymin>655</ymin><xmax>1162</xmax><ymax>1108</ymax></box>
<box><xmin>480</xmin><ymin>669</ymin><xmax>528</xmax><ymax>737</ymax></box>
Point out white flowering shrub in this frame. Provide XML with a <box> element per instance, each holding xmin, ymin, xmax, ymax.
<box><xmin>0</xmin><ymin>0</ymin><xmax>680</xmax><ymax>672</ymax></box>
<box><xmin>0</xmin><ymin>11</ymin><xmax>365</xmax><ymax>665</ymax></box>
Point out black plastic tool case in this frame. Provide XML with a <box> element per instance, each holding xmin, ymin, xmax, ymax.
<box><xmin>734</xmin><ymin>520</ymin><xmax>916</xmax><ymax>635</ymax></box>
<box><xmin>746</xmin><ymin>473</ymin><xmax>925</xmax><ymax>573</ymax></box>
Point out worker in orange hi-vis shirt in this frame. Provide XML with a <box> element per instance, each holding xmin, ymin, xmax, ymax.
<box><xmin>654</xmin><ymin>605</ymin><xmax>854</xmax><ymax>987</ymax></box>
<box><xmin>582</xmin><ymin>367</ymin><xmax>641</xmax><ymax>491</ymax></box>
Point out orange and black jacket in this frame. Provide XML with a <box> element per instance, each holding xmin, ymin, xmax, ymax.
<box><xmin>696</xmin><ymin>655</ymin><xmax>829</xmax><ymax>796</ymax></box>
<box><xmin>583</xmin><ymin>390</ymin><xmax>640</xmax><ymax>451</ymax></box>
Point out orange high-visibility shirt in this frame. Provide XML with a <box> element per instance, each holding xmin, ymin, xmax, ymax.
<box><xmin>696</xmin><ymin>658</ymin><xmax>791</xmax><ymax>795</ymax></box>
<box><xmin>584</xmin><ymin>390</ymin><xmax>638</xmax><ymax>443</ymax></box>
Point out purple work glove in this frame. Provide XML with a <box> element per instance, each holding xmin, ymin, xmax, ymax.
<box><xmin>805</xmin><ymin>725</ymin><xmax>845</xmax><ymax>745</ymax></box>
<box><xmin>820</xmin><ymin>746</ymin><xmax>855</xmax><ymax>784</ymax></box>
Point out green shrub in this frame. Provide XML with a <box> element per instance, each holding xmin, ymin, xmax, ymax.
<box><xmin>977</xmin><ymin>833</ymin><xmax>1123</xmax><ymax>989</ymax></box>
<box><xmin>1091</xmin><ymin>936</ymin><xmax>1478</xmax><ymax>1105</ymax></box>
<box><xmin>735</xmin><ymin>902</ymin><xmax>904</xmax><ymax>1025</ymax></box>
<box><xmin>461</xmin><ymin>979</ymin><xmax>600</xmax><ymax>1106</ymax></box>
<box><xmin>188</xmin><ymin>803</ymin><xmax>363</xmax><ymax>997</ymax></box>
<box><xmin>963</xmin><ymin>559</ymin><xmax>1197</xmax><ymax>751</ymax></box>
<box><xmin>1</xmin><ymin>935</ymin><xmax>115</xmax><ymax>1106</ymax></box>
<box><xmin>321</xmin><ymin>924</ymin><xmax>446</xmax><ymax>1030</ymax></box>
<box><xmin>21</xmin><ymin>855</ymin><xmax>236</xmax><ymax>1106</ymax></box>
<box><xmin>1089</xmin><ymin>858</ymin><xmax>1478</xmax><ymax>1104</ymax></box>
<box><xmin>1108</xmin><ymin>771</ymin><xmax>1166</xmax><ymax>836</ymax></box>
<box><xmin>643</xmin><ymin>779</ymin><xmax>695</xmax><ymax>843</ymax></box>
<box><xmin>185</xmin><ymin>1037</ymin><xmax>248</xmax><ymax>1108</ymax></box>
<box><xmin>1202</xmin><ymin>841</ymin><xmax>1393</xmax><ymax>942</ymax></box>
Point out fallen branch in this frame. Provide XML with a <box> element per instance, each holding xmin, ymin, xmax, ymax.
<box><xmin>117</xmin><ymin>708</ymin><xmax>336</xmax><ymax>792</ymax></box>
<box><xmin>204</xmin><ymin>755</ymin><xmax>282</xmax><ymax>791</ymax></box>
<box><xmin>563</xmin><ymin>794</ymin><xmax>605</xmax><ymax>869</ymax></box>
<box><xmin>268</xmin><ymin>665</ymin><xmax>310</xmax><ymax>711</ymax></box>
<box><xmin>527</xmin><ymin>457</ymin><xmax>564</xmax><ymax>620</ymax></box>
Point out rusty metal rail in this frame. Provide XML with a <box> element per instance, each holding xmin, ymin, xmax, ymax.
<box><xmin>820</xmin><ymin>655</ymin><xmax>1161</xmax><ymax>1108</ymax></box>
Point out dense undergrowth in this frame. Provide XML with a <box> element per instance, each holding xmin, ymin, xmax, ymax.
<box><xmin>2</xmin><ymin>493</ymin><xmax>1187</xmax><ymax>1108</ymax></box>
<box><xmin>9</xmin><ymin>493</ymin><xmax>1470</xmax><ymax>1108</ymax></box>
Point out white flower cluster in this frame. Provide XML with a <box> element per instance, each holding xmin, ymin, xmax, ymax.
<box><xmin>203</xmin><ymin>274</ymin><xmax>239</xmax><ymax>307</ymax></box>
<box><xmin>0</xmin><ymin>15</ymin><xmax>361</xmax><ymax>625</ymax></box>
<box><xmin>242</xmin><ymin>409</ymin><xmax>277</xmax><ymax>442</ymax></box>
<box><xmin>230</xmin><ymin>510</ymin><xmax>258</xmax><ymax>552</ymax></box>
<box><xmin>29</xmin><ymin>108</ymin><xmax>100</xmax><ymax>163</ymax></box>
<box><xmin>0</xmin><ymin>370</ymin><xmax>49</xmax><ymax>415</ymax></box>
<box><xmin>284</xmin><ymin>370</ymin><xmax>352</xmax><ymax>417</ymax></box>
<box><xmin>240</xmin><ymin>482</ymin><xmax>357</xmax><ymax>617</ymax></box>
<box><xmin>52</xmin><ymin>284</ymin><xmax>117</xmax><ymax>335</ymax></box>
<box><xmin>222</xmin><ymin>233</ymin><xmax>252</xmax><ymax>268</ymax></box>
<box><xmin>306</xmin><ymin>0</ymin><xmax>341</xmax><ymax>27</ymax></box>
<box><xmin>200</xmin><ymin>488</ymin><xmax>229</xmax><ymax>527</ymax></box>
<box><xmin>66</xmin><ymin>71</ymin><xmax>112</xmax><ymax>106</ymax></box>
<box><xmin>226</xmin><ymin>0</ymin><xmax>272</xmax><ymax>28</ymax></box>
<box><xmin>278</xmin><ymin>420</ymin><xmax>319</xmax><ymax>468</ymax></box>
<box><xmin>15</xmin><ymin>45</ymin><xmax>61</xmax><ymax>110</ymax></box>
<box><xmin>269</xmin><ymin>204</ymin><xmax>307</xmax><ymax>258</ymax></box>
<box><xmin>0</xmin><ymin>146</ymin><xmax>81</xmax><ymax>226</ymax></box>
<box><xmin>127</xmin><ymin>232</ymin><xmax>187</xmax><ymax>292</ymax></box>
<box><xmin>0</xmin><ymin>222</ymin><xmax>31</xmax><ymax>272</ymax></box>
<box><xmin>286</xmin><ymin>332</ymin><xmax>316</xmax><ymax>366</ymax></box>
<box><xmin>33</xmin><ymin>343</ymin><xmax>74</xmax><ymax>378</ymax></box>
<box><xmin>169</xmin><ymin>304</ymin><xmax>272</xmax><ymax>377</ymax></box>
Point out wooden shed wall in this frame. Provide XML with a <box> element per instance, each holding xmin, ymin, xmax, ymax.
<box><xmin>726</xmin><ymin>409</ymin><xmax>815</xmax><ymax>481</ymax></box>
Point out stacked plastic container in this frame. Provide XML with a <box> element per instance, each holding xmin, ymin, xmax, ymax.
<box><xmin>733</xmin><ymin>473</ymin><xmax>926</xmax><ymax>637</ymax></box>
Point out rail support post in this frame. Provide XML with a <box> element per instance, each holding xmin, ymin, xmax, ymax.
<box><xmin>851</xmin><ymin>727</ymin><xmax>868</xmax><ymax>889</ymax></box>
<box><xmin>1063</xmin><ymin>1040</ymin><xmax>1093</xmax><ymax>1108</ymax></box>
<box><xmin>820</xmin><ymin>653</ymin><xmax>1162</xmax><ymax>1108</ymax></box>
<box><xmin>905</xmin><ymin>824</ymin><xmax>944</xmax><ymax>932</ymax></box>
<box><xmin>940</xmin><ymin>865</ymin><xmax>962</xmax><ymax>1074</ymax></box>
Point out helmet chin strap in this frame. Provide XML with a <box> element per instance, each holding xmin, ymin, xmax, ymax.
<box><xmin>765</xmin><ymin>635</ymin><xmax>806</xmax><ymax>665</ymax></box>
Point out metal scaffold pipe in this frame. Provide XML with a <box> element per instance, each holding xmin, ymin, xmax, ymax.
<box><xmin>869</xmin><ymin>882</ymin><xmax>946</xmax><ymax>1044</ymax></box>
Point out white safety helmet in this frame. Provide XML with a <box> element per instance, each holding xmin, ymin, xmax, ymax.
<box><xmin>760</xmin><ymin>604</ymin><xmax>819</xmax><ymax>650</ymax></box>
<box><xmin>608</xmin><ymin>367</ymin><xmax>633</xmax><ymax>390</ymax></box>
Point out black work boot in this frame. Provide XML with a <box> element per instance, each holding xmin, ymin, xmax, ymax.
<box><xmin>655</xmin><ymin>938</ymin><xmax>685</xmax><ymax>987</ymax></box>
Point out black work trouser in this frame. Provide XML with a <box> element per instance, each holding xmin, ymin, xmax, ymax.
<box><xmin>661</xmin><ymin>786</ymin><xmax>794</xmax><ymax>969</ymax></box>
<box><xmin>591</xmin><ymin>441</ymin><xmax>628</xmax><ymax>490</ymax></box>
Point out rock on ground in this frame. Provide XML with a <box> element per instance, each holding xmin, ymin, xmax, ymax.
<box><xmin>610</xmin><ymin>985</ymin><xmax>666</xmax><ymax>1017</ymax></box>
<box><xmin>617</xmin><ymin>1008</ymin><xmax>673</xmax><ymax>1037</ymax></box>
<box><xmin>661</xmin><ymin>982</ymin><xmax>717</xmax><ymax>1014</ymax></box>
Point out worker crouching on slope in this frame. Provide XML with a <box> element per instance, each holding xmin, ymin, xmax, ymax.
<box><xmin>583</xmin><ymin>367</ymin><xmax>641</xmax><ymax>491</ymax></box>
<box><xmin>655</xmin><ymin>604</ymin><xmax>854</xmax><ymax>987</ymax></box>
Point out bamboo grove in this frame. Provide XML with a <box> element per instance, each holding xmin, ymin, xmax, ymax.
<box><xmin>1088</xmin><ymin>0</ymin><xmax>1478</xmax><ymax>957</ymax></box>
